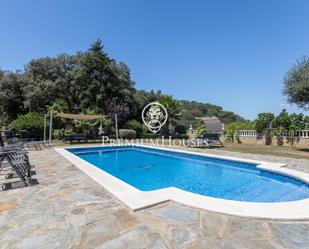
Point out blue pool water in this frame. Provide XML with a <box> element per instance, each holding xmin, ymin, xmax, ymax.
<box><xmin>68</xmin><ymin>146</ymin><xmax>309</xmax><ymax>202</ymax></box>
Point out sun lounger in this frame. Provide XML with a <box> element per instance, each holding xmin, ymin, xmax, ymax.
<box><xmin>204</xmin><ymin>133</ymin><xmax>224</xmax><ymax>147</ymax></box>
<box><xmin>0</xmin><ymin>135</ymin><xmax>4</xmax><ymax>147</ymax></box>
<box><xmin>185</xmin><ymin>139</ymin><xmax>209</xmax><ymax>147</ymax></box>
<box><xmin>64</xmin><ymin>133</ymin><xmax>88</xmax><ymax>144</ymax></box>
<box><xmin>19</xmin><ymin>130</ymin><xmax>51</xmax><ymax>149</ymax></box>
<box><xmin>0</xmin><ymin>146</ymin><xmax>32</xmax><ymax>188</ymax></box>
<box><xmin>185</xmin><ymin>133</ymin><xmax>223</xmax><ymax>148</ymax></box>
<box><xmin>3</xmin><ymin>130</ymin><xmax>48</xmax><ymax>150</ymax></box>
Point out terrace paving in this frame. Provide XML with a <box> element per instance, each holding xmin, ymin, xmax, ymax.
<box><xmin>1</xmin><ymin>147</ymin><xmax>309</xmax><ymax>249</ymax></box>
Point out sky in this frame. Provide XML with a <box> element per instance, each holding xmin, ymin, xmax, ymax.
<box><xmin>0</xmin><ymin>0</ymin><xmax>309</xmax><ymax>120</ymax></box>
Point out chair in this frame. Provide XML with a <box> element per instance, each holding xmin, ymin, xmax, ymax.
<box><xmin>194</xmin><ymin>116</ymin><xmax>224</xmax><ymax>147</ymax></box>
<box><xmin>0</xmin><ymin>144</ymin><xmax>32</xmax><ymax>188</ymax></box>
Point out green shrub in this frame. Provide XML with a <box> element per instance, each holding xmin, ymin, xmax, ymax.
<box><xmin>195</xmin><ymin>120</ymin><xmax>206</xmax><ymax>139</ymax></box>
<box><xmin>118</xmin><ymin>129</ymin><xmax>136</xmax><ymax>139</ymax></box>
<box><xmin>9</xmin><ymin>112</ymin><xmax>44</xmax><ymax>139</ymax></box>
<box><xmin>224</xmin><ymin>131</ymin><xmax>242</xmax><ymax>143</ymax></box>
<box><xmin>53</xmin><ymin>128</ymin><xmax>67</xmax><ymax>140</ymax></box>
<box><xmin>224</xmin><ymin>131</ymin><xmax>235</xmax><ymax>143</ymax></box>
<box><xmin>124</xmin><ymin>120</ymin><xmax>143</xmax><ymax>136</ymax></box>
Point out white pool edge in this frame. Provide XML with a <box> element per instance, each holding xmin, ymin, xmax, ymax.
<box><xmin>54</xmin><ymin>145</ymin><xmax>309</xmax><ymax>220</ymax></box>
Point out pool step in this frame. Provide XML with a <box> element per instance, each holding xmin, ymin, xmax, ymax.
<box><xmin>222</xmin><ymin>180</ymin><xmax>301</xmax><ymax>202</ymax></box>
<box><xmin>222</xmin><ymin>180</ymin><xmax>266</xmax><ymax>201</ymax></box>
<box><xmin>275</xmin><ymin>185</ymin><xmax>309</xmax><ymax>202</ymax></box>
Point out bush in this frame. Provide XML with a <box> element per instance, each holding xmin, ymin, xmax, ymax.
<box><xmin>140</xmin><ymin>133</ymin><xmax>160</xmax><ymax>139</ymax></box>
<box><xmin>124</xmin><ymin>120</ymin><xmax>143</xmax><ymax>136</ymax></box>
<box><xmin>173</xmin><ymin>134</ymin><xmax>189</xmax><ymax>139</ymax></box>
<box><xmin>118</xmin><ymin>129</ymin><xmax>136</xmax><ymax>139</ymax></box>
<box><xmin>175</xmin><ymin>125</ymin><xmax>187</xmax><ymax>134</ymax></box>
<box><xmin>195</xmin><ymin>120</ymin><xmax>206</xmax><ymax>139</ymax></box>
<box><xmin>9</xmin><ymin>112</ymin><xmax>44</xmax><ymax>139</ymax></box>
<box><xmin>53</xmin><ymin>128</ymin><xmax>67</xmax><ymax>140</ymax></box>
<box><xmin>224</xmin><ymin>131</ymin><xmax>235</xmax><ymax>143</ymax></box>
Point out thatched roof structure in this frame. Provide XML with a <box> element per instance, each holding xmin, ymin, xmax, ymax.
<box><xmin>196</xmin><ymin>116</ymin><xmax>223</xmax><ymax>133</ymax></box>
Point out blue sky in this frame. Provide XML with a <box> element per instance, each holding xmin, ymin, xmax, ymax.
<box><xmin>1</xmin><ymin>0</ymin><xmax>309</xmax><ymax>120</ymax></box>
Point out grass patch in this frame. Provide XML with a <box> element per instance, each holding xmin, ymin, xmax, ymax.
<box><xmin>220</xmin><ymin>143</ymin><xmax>309</xmax><ymax>160</ymax></box>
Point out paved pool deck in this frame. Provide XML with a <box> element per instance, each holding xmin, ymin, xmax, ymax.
<box><xmin>1</xmin><ymin>146</ymin><xmax>309</xmax><ymax>249</ymax></box>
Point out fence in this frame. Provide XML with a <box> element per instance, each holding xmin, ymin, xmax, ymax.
<box><xmin>237</xmin><ymin>130</ymin><xmax>309</xmax><ymax>139</ymax></box>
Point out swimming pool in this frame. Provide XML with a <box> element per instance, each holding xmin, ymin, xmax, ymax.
<box><xmin>57</xmin><ymin>145</ymin><xmax>309</xmax><ymax>219</ymax></box>
<box><xmin>67</xmin><ymin>146</ymin><xmax>309</xmax><ymax>203</ymax></box>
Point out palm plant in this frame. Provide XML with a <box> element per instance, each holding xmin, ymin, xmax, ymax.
<box><xmin>46</xmin><ymin>98</ymin><xmax>69</xmax><ymax>114</ymax></box>
<box><xmin>159</xmin><ymin>95</ymin><xmax>182</xmax><ymax>135</ymax></box>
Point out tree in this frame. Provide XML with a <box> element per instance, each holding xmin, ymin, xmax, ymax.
<box><xmin>218</xmin><ymin>111</ymin><xmax>243</xmax><ymax>123</ymax></box>
<box><xmin>124</xmin><ymin>119</ymin><xmax>143</xmax><ymax>136</ymax></box>
<box><xmin>77</xmin><ymin>39</ymin><xmax>135</xmax><ymax>113</ymax></box>
<box><xmin>0</xmin><ymin>39</ymin><xmax>248</xmax><ymax>131</ymax></box>
<box><xmin>0</xmin><ymin>71</ymin><xmax>26</xmax><ymax>122</ymax></box>
<box><xmin>283</xmin><ymin>56</ymin><xmax>309</xmax><ymax>109</ymax></box>
<box><xmin>23</xmin><ymin>56</ymin><xmax>64</xmax><ymax>113</ymax></box>
<box><xmin>289</xmin><ymin>113</ymin><xmax>304</xmax><ymax>130</ymax></box>
<box><xmin>304</xmin><ymin>116</ymin><xmax>309</xmax><ymax>129</ymax></box>
<box><xmin>104</xmin><ymin>100</ymin><xmax>129</xmax><ymax>125</ymax></box>
<box><xmin>273</xmin><ymin>109</ymin><xmax>291</xmax><ymax>129</ymax></box>
<box><xmin>18</xmin><ymin>39</ymin><xmax>136</xmax><ymax>119</ymax></box>
<box><xmin>76</xmin><ymin>39</ymin><xmax>111</xmax><ymax>110</ymax></box>
<box><xmin>225</xmin><ymin>121</ymin><xmax>255</xmax><ymax>131</ymax></box>
<box><xmin>255</xmin><ymin>112</ymin><xmax>275</xmax><ymax>133</ymax></box>
<box><xmin>288</xmin><ymin>112</ymin><xmax>304</xmax><ymax>145</ymax></box>
<box><xmin>53</xmin><ymin>54</ymin><xmax>84</xmax><ymax>113</ymax></box>
<box><xmin>130</xmin><ymin>90</ymin><xmax>163</xmax><ymax>121</ymax></box>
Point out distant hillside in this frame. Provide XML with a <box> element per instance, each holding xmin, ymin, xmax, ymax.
<box><xmin>134</xmin><ymin>90</ymin><xmax>244</xmax><ymax>128</ymax></box>
<box><xmin>178</xmin><ymin>100</ymin><xmax>244</xmax><ymax>127</ymax></box>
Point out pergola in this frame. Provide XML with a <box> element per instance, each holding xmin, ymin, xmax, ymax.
<box><xmin>44</xmin><ymin>112</ymin><xmax>118</xmax><ymax>143</ymax></box>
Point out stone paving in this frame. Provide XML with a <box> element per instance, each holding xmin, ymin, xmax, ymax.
<box><xmin>1</xmin><ymin>147</ymin><xmax>309</xmax><ymax>249</ymax></box>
